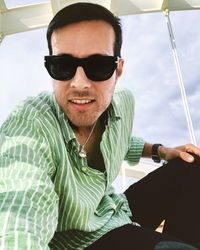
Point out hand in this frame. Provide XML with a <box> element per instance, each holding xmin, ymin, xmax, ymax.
<box><xmin>158</xmin><ymin>144</ymin><xmax>200</xmax><ymax>163</ymax></box>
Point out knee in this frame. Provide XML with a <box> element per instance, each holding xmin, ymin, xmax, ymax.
<box><xmin>167</xmin><ymin>153</ymin><xmax>200</xmax><ymax>167</ymax></box>
<box><xmin>164</xmin><ymin>154</ymin><xmax>200</xmax><ymax>188</ymax></box>
<box><xmin>154</xmin><ymin>241</ymin><xmax>198</xmax><ymax>250</ymax></box>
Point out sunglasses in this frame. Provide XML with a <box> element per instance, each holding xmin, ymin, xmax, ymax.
<box><xmin>44</xmin><ymin>54</ymin><xmax>119</xmax><ymax>82</ymax></box>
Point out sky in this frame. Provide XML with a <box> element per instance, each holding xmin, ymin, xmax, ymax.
<box><xmin>0</xmin><ymin>1</ymin><xmax>200</xmax><ymax>148</ymax></box>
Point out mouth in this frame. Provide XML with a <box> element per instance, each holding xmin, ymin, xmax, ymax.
<box><xmin>68</xmin><ymin>99</ymin><xmax>95</xmax><ymax>111</ymax></box>
<box><xmin>69</xmin><ymin>99</ymin><xmax>95</xmax><ymax>104</ymax></box>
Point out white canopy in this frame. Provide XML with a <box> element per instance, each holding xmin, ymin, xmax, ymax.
<box><xmin>0</xmin><ymin>0</ymin><xmax>200</xmax><ymax>42</ymax></box>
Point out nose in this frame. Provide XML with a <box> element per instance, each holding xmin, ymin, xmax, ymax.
<box><xmin>70</xmin><ymin>66</ymin><xmax>91</xmax><ymax>89</ymax></box>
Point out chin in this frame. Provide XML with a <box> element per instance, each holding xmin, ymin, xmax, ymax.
<box><xmin>69</xmin><ymin>117</ymin><xmax>97</xmax><ymax>128</ymax></box>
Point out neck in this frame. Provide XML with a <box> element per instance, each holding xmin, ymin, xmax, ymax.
<box><xmin>71</xmin><ymin>122</ymin><xmax>98</xmax><ymax>137</ymax></box>
<box><xmin>70</xmin><ymin>112</ymin><xmax>107</xmax><ymax>143</ymax></box>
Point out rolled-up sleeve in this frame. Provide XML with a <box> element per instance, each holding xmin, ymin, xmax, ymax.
<box><xmin>0</xmin><ymin>115</ymin><xmax>59</xmax><ymax>249</ymax></box>
<box><xmin>124</xmin><ymin>136</ymin><xmax>145</xmax><ymax>166</ymax></box>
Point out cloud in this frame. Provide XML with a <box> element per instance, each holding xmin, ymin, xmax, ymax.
<box><xmin>0</xmin><ymin>28</ymin><xmax>51</xmax><ymax>124</ymax></box>
<box><xmin>119</xmin><ymin>11</ymin><xmax>200</xmax><ymax>146</ymax></box>
<box><xmin>0</xmin><ymin>10</ymin><xmax>199</xmax><ymax>146</ymax></box>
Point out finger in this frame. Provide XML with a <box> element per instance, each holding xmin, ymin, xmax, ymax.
<box><xmin>175</xmin><ymin>144</ymin><xmax>200</xmax><ymax>157</ymax></box>
<box><xmin>180</xmin><ymin>151</ymin><xmax>194</xmax><ymax>163</ymax></box>
<box><xmin>185</xmin><ymin>144</ymin><xmax>200</xmax><ymax>157</ymax></box>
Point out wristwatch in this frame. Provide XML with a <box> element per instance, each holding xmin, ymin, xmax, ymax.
<box><xmin>152</xmin><ymin>144</ymin><xmax>163</xmax><ymax>163</ymax></box>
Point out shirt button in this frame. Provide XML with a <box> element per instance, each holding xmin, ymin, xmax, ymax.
<box><xmin>81</xmin><ymin>166</ymin><xmax>87</xmax><ymax>172</ymax></box>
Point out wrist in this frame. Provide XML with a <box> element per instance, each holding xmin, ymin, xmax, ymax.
<box><xmin>152</xmin><ymin>144</ymin><xmax>163</xmax><ymax>163</ymax></box>
<box><xmin>157</xmin><ymin>145</ymin><xmax>167</xmax><ymax>160</ymax></box>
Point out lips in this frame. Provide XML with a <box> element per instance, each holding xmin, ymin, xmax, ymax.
<box><xmin>70</xmin><ymin>99</ymin><xmax>94</xmax><ymax>104</ymax></box>
<box><xmin>69</xmin><ymin>99</ymin><xmax>95</xmax><ymax>111</ymax></box>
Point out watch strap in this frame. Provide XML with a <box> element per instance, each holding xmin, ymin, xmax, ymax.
<box><xmin>152</xmin><ymin>144</ymin><xmax>163</xmax><ymax>163</ymax></box>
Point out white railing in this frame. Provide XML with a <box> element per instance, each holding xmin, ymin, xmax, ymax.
<box><xmin>114</xmin><ymin>160</ymin><xmax>160</xmax><ymax>193</ymax></box>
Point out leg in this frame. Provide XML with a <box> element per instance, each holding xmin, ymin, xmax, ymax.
<box><xmin>163</xmin><ymin>156</ymin><xmax>200</xmax><ymax>248</ymax></box>
<box><xmin>125</xmin><ymin>154</ymin><xmax>200</xmax><ymax>248</ymax></box>
<box><xmin>86</xmin><ymin>224</ymin><xmax>196</xmax><ymax>250</ymax></box>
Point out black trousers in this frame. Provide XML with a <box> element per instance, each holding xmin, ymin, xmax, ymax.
<box><xmin>87</xmin><ymin>155</ymin><xmax>200</xmax><ymax>250</ymax></box>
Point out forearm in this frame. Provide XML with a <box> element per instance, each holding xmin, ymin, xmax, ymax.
<box><xmin>0</xmin><ymin>103</ymin><xmax>60</xmax><ymax>248</ymax></box>
<box><xmin>142</xmin><ymin>142</ymin><xmax>165</xmax><ymax>159</ymax></box>
<box><xmin>0</xmin><ymin>129</ymin><xmax>58</xmax><ymax>248</ymax></box>
<box><xmin>142</xmin><ymin>142</ymin><xmax>153</xmax><ymax>158</ymax></box>
<box><xmin>0</xmin><ymin>163</ymin><xmax>58</xmax><ymax>249</ymax></box>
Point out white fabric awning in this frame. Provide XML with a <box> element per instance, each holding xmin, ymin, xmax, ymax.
<box><xmin>0</xmin><ymin>0</ymin><xmax>200</xmax><ymax>41</ymax></box>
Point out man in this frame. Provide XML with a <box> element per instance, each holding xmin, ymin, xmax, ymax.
<box><xmin>0</xmin><ymin>2</ymin><xmax>200</xmax><ymax>250</ymax></box>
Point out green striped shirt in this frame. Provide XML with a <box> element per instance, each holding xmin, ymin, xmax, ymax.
<box><xmin>0</xmin><ymin>88</ymin><xmax>145</xmax><ymax>249</ymax></box>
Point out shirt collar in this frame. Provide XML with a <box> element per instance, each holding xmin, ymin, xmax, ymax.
<box><xmin>51</xmin><ymin>93</ymin><xmax>76</xmax><ymax>145</ymax></box>
<box><xmin>108</xmin><ymin>97</ymin><xmax>121</xmax><ymax>123</ymax></box>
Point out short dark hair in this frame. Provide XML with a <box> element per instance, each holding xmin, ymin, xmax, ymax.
<box><xmin>46</xmin><ymin>2</ymin><xmax>122</xmax><ymax>56</ymax></box>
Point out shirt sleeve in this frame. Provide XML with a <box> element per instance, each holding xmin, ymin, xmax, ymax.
<box><xmin>124</xmin><ymin>136</ymin><xmax>145</xmax><ymax>166</ymax></box>
<box><xmin>0</xmin><ymin>114</ymin><xmax>59</xmax><ymax>249</ymax></box>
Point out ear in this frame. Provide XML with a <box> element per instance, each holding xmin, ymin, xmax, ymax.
<box><xmin>116</xmin><ymin>58</ymin><xmax>124</xmax><ymax>80</ymax></box>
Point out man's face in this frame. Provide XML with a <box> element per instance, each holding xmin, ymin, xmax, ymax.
<box><xmin>51</xmin><ymin>20</ymin><xmax>123</xmax><ymax>128</ymax></box>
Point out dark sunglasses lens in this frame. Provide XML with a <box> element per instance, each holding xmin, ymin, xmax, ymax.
<box><xmin>45</xmin><ymin>56</ymin><xmax>76</xmax><ymax>80</ymax></box>
<box><xmin>45</xmin><ymin>55</ymin><xmax>118</xmax><ymax>81</ymax></box>
<box><xmin>84</xmin><ymin>56</ymin><xmax>118</xmax><ymax>81</ymax></box>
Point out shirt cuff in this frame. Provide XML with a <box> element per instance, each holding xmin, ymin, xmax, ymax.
<box><xmin>124</xmin><ymin>136</ymin><xmax>145</xmax><ymax>166</ymax></box>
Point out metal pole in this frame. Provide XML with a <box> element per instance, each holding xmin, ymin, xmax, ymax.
<box><xmin>164</xmin><ymin>9</ymin><xmax>197</xmax><ymax>146</ymax></box>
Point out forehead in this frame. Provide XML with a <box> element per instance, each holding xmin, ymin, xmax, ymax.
<box><xmin>51</xmin><ymin>20</ymin><xmax>115</xmax><ymax>57</ymax></box>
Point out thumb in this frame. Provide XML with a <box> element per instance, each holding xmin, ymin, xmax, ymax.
<box><xmin>180</xmin><ymin>151</ymin><xmax>194</xmax><ymax>163</ymax></box>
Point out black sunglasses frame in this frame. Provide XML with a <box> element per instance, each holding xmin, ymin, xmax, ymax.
<box><xmin>44</xmin><ymin>54</ymin><xmax>120</xmax><ymax>82</ymax></box>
